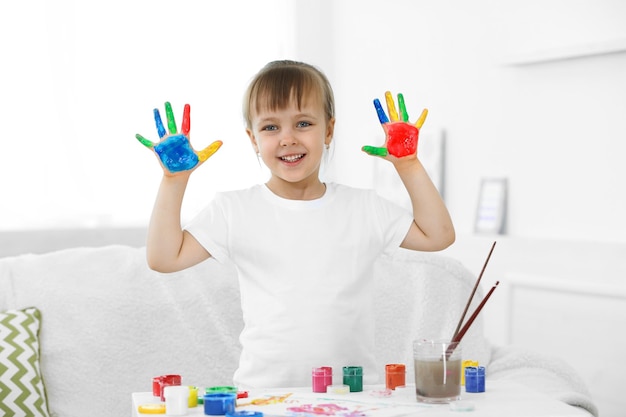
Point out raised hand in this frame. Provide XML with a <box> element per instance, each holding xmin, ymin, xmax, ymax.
<box><xmin>136</xmin><ymin>102</ymin><xmax>222</xmax><ymax>173</ymax></box>
<box><xmin>362</xmin><ymin>91</ymin><xmax>428</xmax><ymax>158</ymax></box>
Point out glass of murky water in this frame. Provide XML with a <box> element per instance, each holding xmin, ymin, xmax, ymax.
<box><xmin>413</xmin><ymin>339</ymin><xmax>462</xmax><ymax>403</ymax></box>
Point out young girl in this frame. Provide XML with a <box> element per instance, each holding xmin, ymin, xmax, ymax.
<box><xmin>141</xmin><ymin>60</ymin><xmax>455</xmax><ymax>389</ymax></box>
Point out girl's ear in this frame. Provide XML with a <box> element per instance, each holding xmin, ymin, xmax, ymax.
<box><xmin>246</xmin><ymin>128</ymin><xmax>259</xmax><ymax>153</ymax></box>
<box><xmin>325</xmin><ymin>118</ymin><xmax>336</xmax><ymax>146</ymax></box>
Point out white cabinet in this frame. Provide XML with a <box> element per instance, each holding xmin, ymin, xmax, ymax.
<box><xmin>506</xmin><ymin>272</ymin><xmax>625</xmax><ymax>417</ymax></box>
<box><xmin>442</xmin><ymin>235</ymin><xmax>626</xmax><ymax>417</ymax></box>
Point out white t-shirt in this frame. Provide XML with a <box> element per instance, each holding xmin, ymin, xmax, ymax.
<box><xmin>185</xmin><ymin>183</ymin><xmax>413</xmax><ymax>388</ymax></box>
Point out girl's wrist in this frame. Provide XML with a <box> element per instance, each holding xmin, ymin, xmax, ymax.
<box><xmin>161</xmin><ymin>172</ymin><xmax>192</xmax><ymax>189</ymax></box>
<box><xmin>162</xmin><ymin>170</ymin><xmax>192</xmax><ymax>181</ymax></box>
<box><xmin>393</xmin><ymin>157</ymin><xmax>423</xmax><ymax>175</ymax></box>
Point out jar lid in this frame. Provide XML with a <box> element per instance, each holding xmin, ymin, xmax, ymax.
<box><xmin>206</xmin><ymin>386</ymin><xmax>238</xmax><ymax>394</ymax></box>
<box><xmin>227</xmin><ymin>411</ymin><xmax>263</xmax><ymax>417</ymax></box>
<box><xmin>312</xmin><ymin>366</ymin><xmax>333</xmax><ymax>375</ymax></box>
<box><xmin>342</xmin><ymin>366</ymin><xmax>362</xmax><ymax>376</ymax></box>
<box><xmin>385</xmin><ymin>363</ymin><xmax>406</xmax><ymax>372</ymax></box>
<box><xmin>326</xmin><ymin>384</ymin><xmax>350</xmax><ymax>394</ymax></box>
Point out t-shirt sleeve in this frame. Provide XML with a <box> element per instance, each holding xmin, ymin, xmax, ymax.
<box><xmin>370</xmin><ymin>191</ymin><xmax>414</xmax><ymax>257</ymax></box>
<box><xmin>184</xmin><ymin>193</ymin><xmax>231</xmax><ymax>263</ymax></box>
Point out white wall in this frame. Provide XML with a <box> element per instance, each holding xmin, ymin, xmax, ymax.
<box><xmin>5</xmin><ymin>0</ymin><xmax>624</xmax><ymax>242</ymax></box>
<box><xmin>293</xmin><ymin>0</ymin><xmax>626</xmax><ymax>243</ymax></box>
<box><xmin>0</xmin><ymin>0</ymin><xmax>291</xmax><ymax>229</ymax></box>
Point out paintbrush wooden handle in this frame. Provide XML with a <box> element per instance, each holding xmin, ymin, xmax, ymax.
<box><xmin>446</xmin><ymin>281</ymin><xmax>500</xmax><ymax>359</ymax></box>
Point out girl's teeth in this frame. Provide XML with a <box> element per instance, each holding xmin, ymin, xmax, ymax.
<box><xmin>282</xmin><ymin>154</ymin><xmax>303</xmax><ymax>162</ymax></box>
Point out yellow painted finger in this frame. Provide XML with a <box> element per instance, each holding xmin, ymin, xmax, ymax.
<box><xmin>197</xmin><ymin>140</ymin><xmax>223</xmax><ymax>162</ymax></box>
<box><xmin>415</xmin><ymin>108</ymin><xmax>428</xmax><ymax>129</ymax></box>
<box><xmin>384</xmin><ymin>91</ymin><xmax>399</xmax><ymax>122</ymax></box>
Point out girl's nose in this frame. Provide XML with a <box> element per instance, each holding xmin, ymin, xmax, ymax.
<box><xmin>279</xmin><ymin>129</ymin><xmax>297</xmax><ymax>146</ymax></box>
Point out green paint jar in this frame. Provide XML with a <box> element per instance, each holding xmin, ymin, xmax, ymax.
<box><xmin>342</xmin><ymin>366</ymin><xmax>363</xmax><ymax>392</ymax></box>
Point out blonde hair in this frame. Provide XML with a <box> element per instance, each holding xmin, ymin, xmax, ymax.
<box><xmin>243</xmin><ymin>60</ymin><xmax>335</xmax><ymax>130</ymax></box>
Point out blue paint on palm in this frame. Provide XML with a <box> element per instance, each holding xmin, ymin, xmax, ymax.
<box><xmin>154</xmin><ymin>134</ymin><xmax>199</xmax><ymax>172</ymax></box>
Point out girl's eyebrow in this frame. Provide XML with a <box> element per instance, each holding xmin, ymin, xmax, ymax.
<box><xmin>256</xmin><ymin>111</ymin><xmax>319</xmax><ymax>124</ymax></box>
<box><xmin>257</xmin><ymin>116</ymin><xmax>277</xmax><ymax>124</ymax></box>
<box><xmin>253</xmin><ymin>113</ymin><xmax>281</xmax><ymax>124</ymax></box>
<box><xmin>295</xmin><ymin>112</ymin><xmax>318</xmax><ymax>119</ymax></box>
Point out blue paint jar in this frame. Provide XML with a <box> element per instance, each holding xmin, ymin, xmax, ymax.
<box><xmin>465</xmin><ymin>366</ymin><xmax>485</xmax><ymax>393</ymax></box>
<box><xmin>203</xmin><ymin>392</ymin><xmax>236</xmax><ymax>415</ymax></box>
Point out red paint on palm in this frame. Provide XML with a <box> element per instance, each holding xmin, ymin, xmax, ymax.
<box><xmin>386</xmin><ymin>122</ymin><xmax>419</xmax><ymax>157</ymax></box>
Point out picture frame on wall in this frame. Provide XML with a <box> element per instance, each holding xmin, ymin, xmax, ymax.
<box><xmin>474</xmin><ymin>177</ymin><xmax>508</xmax><ymax>234</ymax></box>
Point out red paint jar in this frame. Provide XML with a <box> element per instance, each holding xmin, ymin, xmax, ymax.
<box><xmin>153</xmin><ymin>374</ymin><xmax>182</xmax><ymax>401</ymax></box>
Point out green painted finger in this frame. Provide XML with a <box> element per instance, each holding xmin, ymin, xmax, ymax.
<box><xmin>164</xmin><ymin>102</ymin><xmax>177</xmax><ymax>134</ymax></box>
<box><xmin>398</xmin><ymin>93</ymin><xmax>409</xmax><ymax>122</ymax></box>
<box><xmin>135</xmin><ymin>134</ymin><xmax>154</xmax><ymax>148</ymax></box>
<box><xmin>362</xmin><ymin>145</ymin><xmax>388</xmax><ymax>156</ymax></box>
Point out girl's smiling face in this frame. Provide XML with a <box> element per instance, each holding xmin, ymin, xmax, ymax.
<box><xmin>247</xmin><ymin>93</ymin><xmax>334</xmax><ymax>200</ymax></box>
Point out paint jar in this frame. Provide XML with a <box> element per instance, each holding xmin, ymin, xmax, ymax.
<box><xmin>205</xmin><ymin>386</ymin><xmax>238</xmax><ymax>395</ymax></box>
<box><xmin>203</xmin><ymin>393</ymin><xmax>236</xmax><ymax>415</ymax></box>
<box><xmin>153</xmin><ymin>374</ymin><xmax>182</xmax><ymax>401</ymax></box>
<box><xmin>312</xmin><ymin>366</ymin><xmax>333</xmax><ymax>393</ymax></box>
<box><xmin>188</xmin><ymin>386</ymin><xmax>198</xmax><ymax>408</ymax></box>
<box><xmin>464</xmin><ymin>366</ymin><xmax>485</xmax><ymax>393</ymax></box>
<box><xmin>342</xmin><ymin>366</ymin><xmax>363</xmax><ymax>392</ymax></box>
<box><xmin>164</xmin><ymin>385</ymin><xmax>189</xmax><ymax>416</ymax></box>
<box><xmin>461</xmin><ymin>360</ymin><xmax>479</xmax><ymax>385</ymax></box>
<box><xmin>152</xmin><ymin>376</ymin><xmax>161</xmax><ymax>397</ymax></box>
<box><xmin>385</xmin><ymin>363</ymin><xmax>406</xmax><ymax>390</ymax></box>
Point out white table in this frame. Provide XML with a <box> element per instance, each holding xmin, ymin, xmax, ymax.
<box><xmin>132</xmin><ymin>380</ymin><xmax>590</xmax><ymax>417</ymax></box>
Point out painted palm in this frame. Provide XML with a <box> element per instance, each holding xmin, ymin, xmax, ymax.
<box><xmin>362</xmin><ymin>91</ymin><xmax>428</xmax><ymax>158</ymax></box>
<box><xmin>136</xmin><ymin>102</ymin><xmax>222</xmax><ymax>173</ymax></box>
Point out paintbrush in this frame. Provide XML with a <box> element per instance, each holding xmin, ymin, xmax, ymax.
<box><xmin>450</xmin><ymin>241</ymin><xmax>496</xmax><ymax>342</ymax></box>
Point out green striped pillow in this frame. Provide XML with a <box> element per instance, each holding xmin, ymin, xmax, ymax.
<box><xmin>0</xmin><ymin>307</ymin><xmax>50</xmax><ymax>417</ymax></box>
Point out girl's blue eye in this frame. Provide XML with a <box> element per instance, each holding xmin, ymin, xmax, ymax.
<box><xmin>297</xmin><ymin>121</ymin><xmax>311</xmax><ymax>128</ymax></box>
<box><xmin>262</xmin><ymin>125</ymin><xmax>278</xmax><ymax>131</ymax></box>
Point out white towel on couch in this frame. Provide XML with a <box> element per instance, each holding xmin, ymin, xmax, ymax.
<box><xmin>0</xmin><ymin>245</ymin><xmax>597</xmax><ymax>417</ymax></box>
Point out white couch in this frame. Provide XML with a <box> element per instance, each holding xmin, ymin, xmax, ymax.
<box><xmin>0</xmin><ymin>245</ymin><xmax>597</xmax><ymax>417</ymax></box>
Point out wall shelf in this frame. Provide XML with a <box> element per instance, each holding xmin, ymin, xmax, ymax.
<box><xmin>501</xmin><ymin>37</ymin><xmax>626</xmax><ymax>66</ymax></box>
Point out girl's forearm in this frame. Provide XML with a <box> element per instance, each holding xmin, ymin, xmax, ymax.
<box><xmin>395</xmin><ymin>158</ymin><xmax>455</xmax><ymax>250</ymax></box>
<box><xmin>146</xmin><ymin>175</ymin><xmax>190</xmax><ymax>271</ymax></box>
